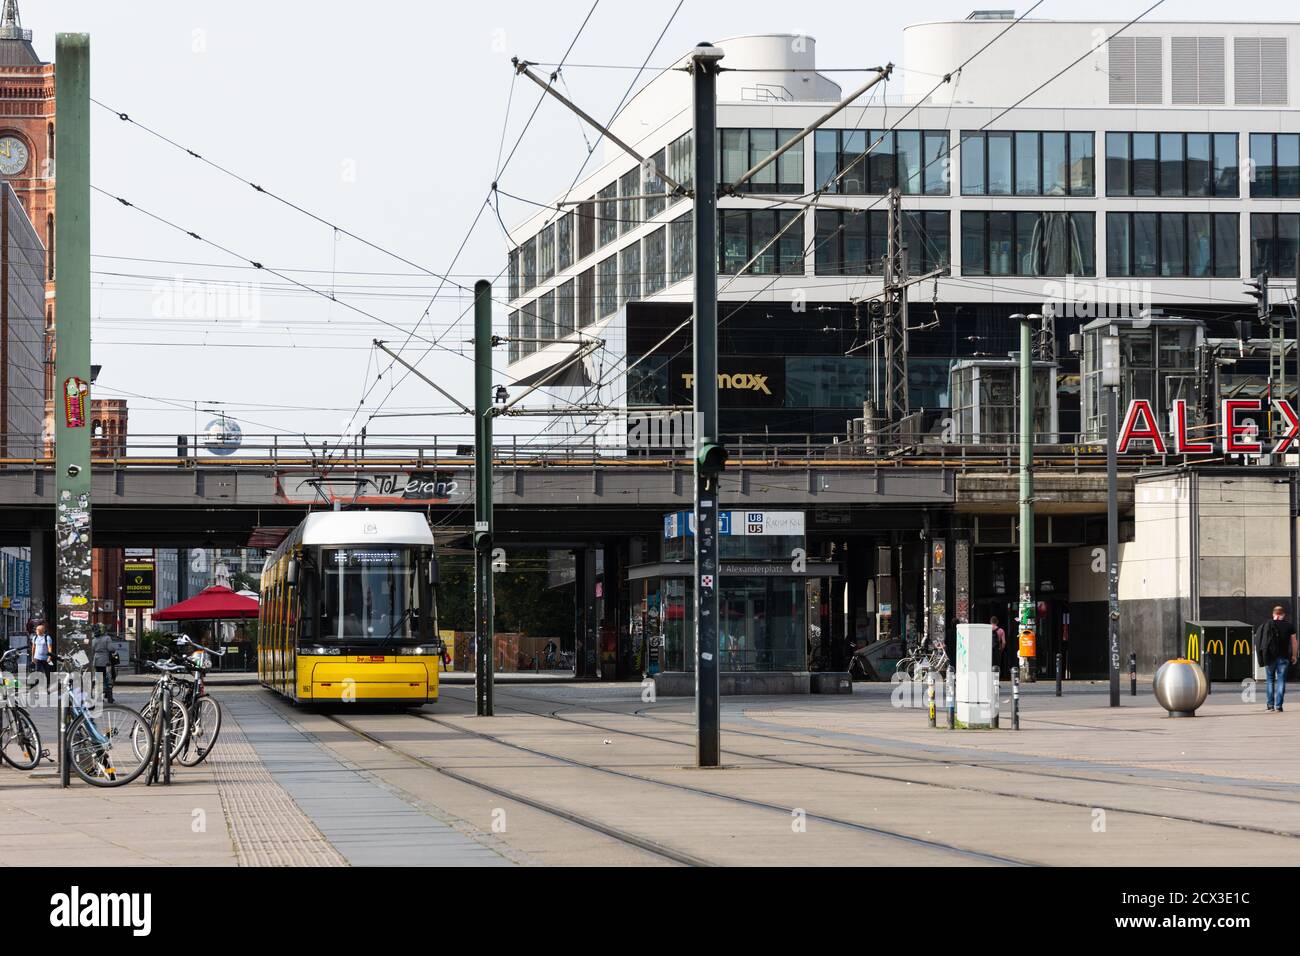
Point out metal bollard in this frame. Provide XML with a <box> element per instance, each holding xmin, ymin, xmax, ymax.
<box><xmin>58</xmin><ymin>673</ymin><xmax>69</xmax><ymax>789</ymax></box>
<box><xmin>926</xmin><ymin>670</ymin><xmax>936</xmax><ymax>728</ymax></box>
<box><xmin>1129</xmin><ymin>652</ymin><xmax>1137</xmax><ymax>697</ymax></box>
<box><xmin>946</xmin><ymin>669</ymin><xmax>955</xmax><ymax>729</ymax></box>
<box><xmin>1011</xmin><ymin>666</ymin><xmax>1021</xmax><ymax>731</ymax></box>
<box><xmin>1055</xmin><ymin>652</ymin><xmax>1062</xmax><ymax>697</ymax></box>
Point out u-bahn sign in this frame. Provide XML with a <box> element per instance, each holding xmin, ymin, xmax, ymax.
<box><xmin>1118</xmin><ymin>398</ymin><xmax>1299</xmax><ymax>454</ymax></box>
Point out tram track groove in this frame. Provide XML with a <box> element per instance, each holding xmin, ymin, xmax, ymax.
<box><xmin>318</xmin><ymin>712</ymin><xmax>711</xmax><ymax>867</ymax></box>
<box><xmin>437</xmin><ymin>686</ymin><xmax>1300</xmax><ymax>841</ymax></box>
<box><xmin>400</xmin><ymin>709</ymin><xmax>1031</xmax><ymax>866</ymax></box>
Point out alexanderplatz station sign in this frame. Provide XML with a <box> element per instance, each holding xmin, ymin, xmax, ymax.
<box><xmin>1117</xmin><ymin>398</ymin><xmax>1300</xmax><ymax>455</ymax></box>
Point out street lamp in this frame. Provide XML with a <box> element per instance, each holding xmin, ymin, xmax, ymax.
<box><xmin>1101</xmin><ymin>333</ymin><xmax>1121</xmax><ymax>707</ymax></box>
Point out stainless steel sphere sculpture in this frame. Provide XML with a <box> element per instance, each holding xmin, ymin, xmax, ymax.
<box><xmin>1153</xmin><ymin>659</ymin><xmax>1209</xmax><ymax>717</ymax></box>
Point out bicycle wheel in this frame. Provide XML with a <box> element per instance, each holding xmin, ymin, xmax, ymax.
<box><xmin>67</xmin><ymin>705</ymin><xmax>153</xmax><ymax>787</ymax></box>
<box><xmin>178</xmin><ymin>695</ymin><xmax>222</xmax><ymax>767</ymax></box>
<box><xmin>1</xmin><ymin>706</ymin><xmax>42</xmax><ymax>770</ymax></box>
<box><xmin>138</xmin><ymin>697</ymin><xmax>190</xmax><ymax>762</ymax></box>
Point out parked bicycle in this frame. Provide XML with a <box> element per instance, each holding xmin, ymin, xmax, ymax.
<box><xmin>55</xmin><ymin>650</ymin><xmax>155</xmax><ymax>787</ymax></box>
<box><xmin>169</xmin><ymin>636</ymin><xmax>223</xmax><ymax>767</ymax></box>
<box><xmin>1</xmin><ymin>647</ymin><xmax>43</xmax><ymax>771</ymax></box>
<box><xmin>138</xmin><ymin>659</ymin><xmax>191</xmax><ymax>764</ymax></box>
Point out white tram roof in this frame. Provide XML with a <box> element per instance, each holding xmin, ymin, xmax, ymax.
<box><xmin>299</xmin><ymin>511</ymin><xmax>434</xmax><ymax>548</ymax></box>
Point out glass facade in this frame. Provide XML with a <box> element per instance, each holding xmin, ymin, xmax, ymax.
<box><xmin>720</xmin><ymin>128</ymin><xmax>804</xmax><ymax>193</ymax></box>
<box><xmin>719</xmin><ymin>209</ymin><xmax>804</xmax><ymax>275</ymax></box>
<box><xmin>597</xmin><ymin>182</ymin><xmax>618</xmax><ymax>248</ymax></box>
<box><xmin>1081</xmin><ymin>319</ymin><xmax>1202</xmax><ymax>439</ymax></box>
<box><xmin>620</xmin><ymin>242</ymin><xmax>641</xmax><ymax>305</ymax></box>
<box><xmin>619</xmin><ymin>167</ymin><xmax>640</xmax><ymax>235</ymax></box>
<box><xmin>1107</xmin><ymin>212</ymin><xmax>1238</xmax><ymax>277</ymax></box>
<box><xmin>1250</xmin><ymin>213</ymin><xmax>1300</xmax><ymax>278</ymax></box>
<box><xmin>670</xmin><ymin>212</ymin><xmax>693</xmax><ymax>284</ymax></box>
<box><xmin>643</xmin><ymin>226</ymin><xmax>666</xmax><ymax>296</ymax></box>
<box><xmin>961</xmin><ymin>211</ymin><xmax>1095</xmax><ymax>276</ymax></box>
<box><xmin>816</xmin><ymin>129</ymin><xmax>948</xmax><ymax>195</ymax></box>
<box><xmin>961</xmin><ymin>130</ymin><xmax>1094</xmax><ymax>196</ymax></box>
<box><xmin>1106</xmin><ymin>132</ymin><xmax>1238</xmax><ymax>196</ymax></box>
<box><xmin>1249</xmin><ymin>133</ymin><xmax>1300</xmax><ymax>197</ymax></box>
<box><xmin>647</xmin><ymin>511</ymin><xmax>812</xmax><ymax>673</ymax></box>
<box><xmin>597</xmin><ymin>254</ymin><xmax>617</xmax><ymax>318</ymax></box>
<box><xmin>814</xmin><ymin>209</ymin><xmax>949</xmax><ymax>276</ymax></box>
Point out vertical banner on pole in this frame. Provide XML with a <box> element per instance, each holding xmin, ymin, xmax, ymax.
<box><xmin>54</xmin><ymin>34</ymin><xmax>92</xmax><ymax>664</ymax></box>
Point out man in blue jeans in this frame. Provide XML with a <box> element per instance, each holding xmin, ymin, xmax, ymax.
<box><xmin>1260</xmin><ymin>606</ymin><xmax>1298</xmax><ymax>713</ymax></box>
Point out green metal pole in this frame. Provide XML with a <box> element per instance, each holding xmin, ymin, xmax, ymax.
<box><xmin>473</xmin><ymin>279</ymin><xmax>494</xmax><ymax>717</ymax></box>
<box><xmin>54</xmin><ymin>34</ymin><xmax>92</xmax><ymax>669</ymax></box>
<box><xmin>1017</xmin><ymin>314</ymin><xmax>1036</xmax><ymax>682</ymax></box>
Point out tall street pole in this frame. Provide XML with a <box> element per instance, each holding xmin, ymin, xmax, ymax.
<box><xmin>1102</xmin><ymin>333</ymin><xmax>1121</xmax><ymax>707</ymax></box>
<box><xmin>473</xmin><ymin>279</ymin><xmax>494</xmax><ymax>717</ymax></box>
<box><xmin>54</xmin><ymin>34</ymin><xmax>93</xmax><ymax>665</ymax></box>
<box><xmin>1015</xmin><ymin>314</ymin><xmax>1037</xmax><ymax>682</ymax></box>
<box><xmin>692</xmin><ymin>43</ymin><xmax>724</xmax><ymax>768</ymax></box>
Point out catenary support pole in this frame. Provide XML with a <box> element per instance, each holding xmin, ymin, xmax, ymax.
<box><xmin>1015</xmin><ymin>315</ymin><xmax>1037</xmax><ymax>682</ymax></box>
<box><xmin>473</xmin><ymin>280</ymin><xmax>494</xmax><ymax>717</ymax></box>
<box><xmin>692</xmin><ymin>43</ymin><xmax>724</xmax><ymax>768</ymax></box>
<box><xmin>1108</xmin><ymin>385</ymin><xmax>1121</xmax><ymax>707</ymax></box>
<box><xmin>54</xmin><ymin>34</ymin><xmax>93</xmax><ymax>667</ymax></box>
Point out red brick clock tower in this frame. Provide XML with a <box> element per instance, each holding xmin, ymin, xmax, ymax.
<box><xmin>0</xmin><ymin>0</ymin><xmax>55</xmax><ymax>407</ymax></box>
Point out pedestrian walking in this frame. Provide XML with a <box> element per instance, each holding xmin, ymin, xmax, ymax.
<box><xmin>29</xmin><ymin>622</ymin><xmax>53</xmax><ymax>684</ymax></box>
<box><xmin>989</xmin><ymin>615</ymin><xmax>1007</xmax><ymax>679</ymax></box>
<box><xmin>91</xmin><ymin>627</ymin><xmax>114</xmax><ymax>703</ymax></box>
<box><xmin>1258</xmin><ymin>605</ymin><xmax>1298</xmax><ymax>713</ymax></box>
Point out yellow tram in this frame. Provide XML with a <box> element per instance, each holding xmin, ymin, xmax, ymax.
<box><xmin>258</xmin><ymin>511</ymin><xmax>443</xmax><ymax>704</ymax></box>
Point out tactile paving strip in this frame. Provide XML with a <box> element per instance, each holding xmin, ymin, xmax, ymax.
<box><xmin>211</xmin><ymin>716</ymin><xmax>347</xmax><ymax>867</ymax></box>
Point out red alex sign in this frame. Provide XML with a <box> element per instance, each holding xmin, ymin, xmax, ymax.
<box><xmin>1118</xmin><ymin>398</ymin><xmax>1300</xmax><ymax>455</ymax></box>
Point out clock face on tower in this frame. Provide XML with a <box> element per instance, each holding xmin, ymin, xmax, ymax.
<box><xmin>0</xmin><ymin>136</ymin><xmax>29</xmax><ymax>176</ymax></box>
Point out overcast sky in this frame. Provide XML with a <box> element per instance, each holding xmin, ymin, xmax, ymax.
<box><xmin>17</xmin><ymin>0</ymin><xmax>1291</xmax><ymax>450</ymax></box>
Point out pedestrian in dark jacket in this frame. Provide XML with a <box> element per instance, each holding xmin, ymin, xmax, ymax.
<box><xmin>1260</xmin><ymin>606</ymin><xmax>1298</xmax><ymax>713</ymax></box>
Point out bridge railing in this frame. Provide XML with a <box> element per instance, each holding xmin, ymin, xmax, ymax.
<box><xmin>4</xmin><ymin>429</ymin><xmax>1190</xmax><ymax>471</ymax></box>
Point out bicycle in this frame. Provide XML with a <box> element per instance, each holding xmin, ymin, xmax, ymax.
<box><xmin>1</xmin><ymin>647</ymin><xmax>44</xmax><ymax>771</ymax></box>
<box><xmin>168</xmin><ymin>636</ymin><xmax>223</xmax><ymax>767</ymax></box>
<box><xmin>138</xmin><ymin>659</ymin><xmax>191</xmax><ymax>764</ymax></box>
<box><xmin>54</xmin><ymin>650</ymin><xmax>155</xmax><ymax>787</ymax></box>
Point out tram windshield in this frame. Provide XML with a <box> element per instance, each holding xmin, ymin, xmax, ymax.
<box><xmin>316</xmin><ymin>548</ymin><xmax>423</xmax><ymax>642</ymax></box>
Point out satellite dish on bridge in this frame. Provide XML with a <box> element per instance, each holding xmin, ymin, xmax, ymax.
<box><xmin>204</xmin><ymin>416</ymin><xmax>242</xmax><ymax>457</ymax></box>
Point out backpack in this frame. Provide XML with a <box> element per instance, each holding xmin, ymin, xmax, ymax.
<box><xmin>1257</xmin><ymin>620</ymin><xmax>1284</xmax><ymax>665</ymax></box>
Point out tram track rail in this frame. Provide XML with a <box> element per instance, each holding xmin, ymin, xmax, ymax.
<box><xmin>319</xmin><ymin>707</ymin><xmax>1030</xmax><ymax>866</ymax></box>
<box><xmin>435</xmin><ymin>686</ymin><xmax>1300</xmax><ymax>842</ymax></box>
<box><xmin>317</xmin><ymin>711</ymin><xmax>712</xmax><ymax>867</ymax></box>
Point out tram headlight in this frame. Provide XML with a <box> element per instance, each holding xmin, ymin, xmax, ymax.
<box><xmin>304</xmin><ymin>646</ymin><xmax>342</xmax><ymax>656</ymax></box>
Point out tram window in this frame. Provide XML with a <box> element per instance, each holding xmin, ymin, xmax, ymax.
<box><xmin>318</xmin><ymin>549</ymin><xmax>419</xmax><ymax>642</ymax></box>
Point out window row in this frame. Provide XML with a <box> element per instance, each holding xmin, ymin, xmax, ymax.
<box><xmin>508</xmin><ymin>213</ymin><xmax>694</xmax><ymax>361</ymax></box>
<box><xmin>1106</xmin><ymin>212</ymin><xmax>1239</xmax><ymax>277</ymax></box>
<box><xmin>720</xmin><ymin>128</ymin><xmax>804</xmax><ymax>194</ymax></box>
<box><xmin>1250</xmin><ymin>134</ymin><xmax>1300</xmax><ymax>198</ymax></box>
<box><xmin>510</xmin><ymin>128</ymin><xmax>1300</xmax><ymax>300</ymax></box>
<box><xmin>960</xmin><ymin>211</ymin><xmax>1096</xmax><ymax>277</ymax></box>
<box><xmin>1105</xmin><ymin>132</ymin><xmax>1239</xmax><ymax>197</ymax></box>
<box><xmin>815</xmin><ymin>129</ymin><xmax>949</xmax><ymax>196</ymax></box>
<box><xmin>960</xmin><ymin>131</ymin><xmax>1094</xmax><ymax>197</ymax></box>
<box><xmin>814</xmin><ymin>209</ymin><xmax>949</xmax><ymax>276</ymax></box>
<box><xmin>512</xmin><ymin>211</ymin><xmax>1300</xmax><ymax>342</ymax></box>
<box><xmin>719</xmin><ymin>209</ymin><xmax>805</xmax><ymax>275</ymax></box>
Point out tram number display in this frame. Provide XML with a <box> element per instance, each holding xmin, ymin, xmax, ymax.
<box><xmin>326</xmin><ymin>550</ymin><xmax>401</xmax><ymax>567</ymax></box>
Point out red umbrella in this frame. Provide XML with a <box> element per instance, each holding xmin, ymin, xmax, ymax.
<box><xmin>153</xmin><ymin>585</ymin><xmax>259</xmax><ymax>621</ymax></box>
